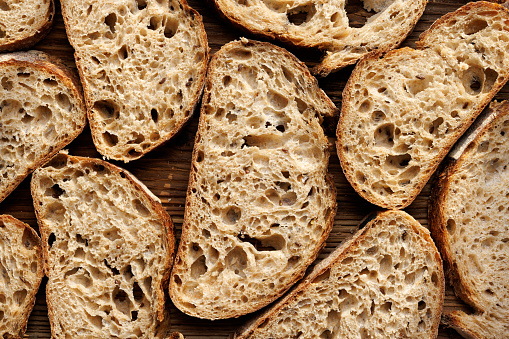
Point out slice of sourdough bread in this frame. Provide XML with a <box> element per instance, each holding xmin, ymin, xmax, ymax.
<box><xmin>212</xmin><ymin>0</ymin><xmax>427</xmax><ymax>76</ymax></box>
<box><xmin>60</xmin><ymin>0</ymin><xmax>209</xmax><ymax>162</ymax></box>
<box><xmin>429</xmin><ymin>101</ymin><xmax>509</xmax><ymax>339</ymax></box>
<box><xmin>0</xmin><ymin>51</ymin><xmax>87</xmax><ymax>204</ymax></box>
<box><xmin>0</xmin><ymin>0</ymin><xmax>54</xmax><ymax>52</ymax></box>
<box><xmin>233</xmin><ymin>210</ymin><xmax>445</xmax><ymax>339</ymax></box>
<box><xmin>169</xmin><ymin>39</ymin><xmax>338</xmax><ymax>320</ymax></box>
<box><xmin>31</xmin><ymin>153</ymin><xmax>175</xmax><ymax>338</ymax></box>
<box><xmin>338</xmin><ymin>2</ymin><xmax>509</xmax><ymax>209</ymax></box>
<box><xmin>0</xmin><ymin>215</ymin><xmax>44</xmax><ymax>339</ymax></box>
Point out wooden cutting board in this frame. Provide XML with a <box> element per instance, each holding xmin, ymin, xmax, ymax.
<box><xmin>1</xmin><ymin>0</ymin><xmax>506</xmax><ymax>338</ymax></box>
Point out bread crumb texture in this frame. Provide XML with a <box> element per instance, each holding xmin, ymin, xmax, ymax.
<box><xmin>0</xmin><ymin>215</ymin><xmax>43</xmax><ymax>338</ymax></box>
<box><xmin>0</xmin><ymin>0</ymin><xmax>52</xmax><ymax>51</ymax></box>
<box><xmin>339</xmin><ymin>2</ymin><xmax>509</xmax><ymax>209</ymax></box>
<box><xmin>169</xmin><ymin>40</ymin><xmax>337</xmax><ymax>319</ymax></box>
<box><xmin>239</xmin><ymin>211</ymin><xmax>444</xmax><ymax>339</ymax></box>
<box><xmin>436</xmin><ymin>101</ymin><xmax>509</xmax><ymax>337</ymax></box>
<box><xmin>31</xmin><ymin>154</ymin><xmax>173</xmax><ymax>338</ymax></box>
<box><xmin>214</xmin><ymin>0</ymin><xmax>426</xmax><ymax>74</ymax></box>
<box><xmin>61</xmin><ymin>0</ymin><xmax>208</xmax><ymax>161</ymax></box>
<box><xmin>0</xmin><ymin>52</ymin><xmax>86</xmax><ymax>203</ymax></box>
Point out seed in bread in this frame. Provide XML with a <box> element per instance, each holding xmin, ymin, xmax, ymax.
<box><xmin>60</xmin><ymin>0</ymin><xmax>209</xmax><ymax>162</ymax></box>
<box><xmin>234</xmin><ymin>210</ymin><xmax>445</xmax><ymax>339</ymax></box>
<box><xmin>0</xmin><ymin>51</ymin><xmax>86</xmax><ymax>204</ymax></box>
<box><xmin>0</xmin><ymin>0</ymin><xmax>54</xmax><ymax>52</ymax></box>
<box><xmin>212</xmin><ymin>0</ymin><xmax>427</xmax><ymax>76</ymax></box>
<box><xmin>31</xmin><ymin>153</ymin><xmax>175</xmax><ymax>338</ymax></box>
<box><xmin>169</xmin><ymin>39</ymin><xmax>338</xmax><ymax>320</ymax></box>
<box><xmin>338</xmin><ymin>2</ymin><xmax>509</xmax><ymax>209</ymax></box>
<box><xmin>430</xmin><ymin>100</ymin><xmax>509</xmax><ymax>339</ymax></box>
<box><xmin>0</xmin><ymin>215</ymin><xmax>44</xmax><ymax>339</ymax></box>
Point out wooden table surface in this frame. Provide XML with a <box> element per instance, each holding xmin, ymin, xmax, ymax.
<box><xmin>1</xmin><ymin>0</ymin><xmax>506</xmax><ymax>338</ymax></box>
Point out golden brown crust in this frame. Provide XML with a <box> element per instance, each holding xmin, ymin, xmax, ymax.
<box><xmin>0</xmin><ymin>51</ymin><xmax>86</xmax><ymax>203</ymax></box>
<box><xmin>441</xmin><ymin>312</ymin><xmax>481</xmax><ymax>339</ymax></box>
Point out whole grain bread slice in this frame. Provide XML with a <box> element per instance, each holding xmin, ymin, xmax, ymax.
<box><xmin>429</xmin><ymin>101</ymin><xmax>509</xmax><ymax>339</ymax></box>
<box><xmin>0</xmin><ymin>0</ymin><xmax>54</xmax><ymax>52</ymax></box>
<box><xmin>0</xmin><ymin>51</ymin><xmax>87</xmax><ymax>204</ymax></box>
<box><xmin>338</xmin><ymin>1</ymin><xmax>509</xmax><ymax>209</ymax></box>
<box><xmin>233</xmin><ymin>210</ymin><xmax>445</xmax><ymax>339</ymax></box>
<box><xmin>212</xmin><ymin>0</ymin><xmax>427</xmax><ymax>76</ymax></box>
<box><xmin>169</xmin><ymin>39</ymin><xmax>338</xmax><ymax>320</ymax></box>
<box><xmin>0</xmin><ymin>215</ymin><xmax>44</xmax><ymax>339</ymax></box>
<box><xmin>61</xmin><ymin>0</ymin><xmax>209</xmax><ymax>162</ymax></box>
<box><xmin>31</xmin><ymin>153</ymin><xmax>175</xmax><ymax>338</ymax></box>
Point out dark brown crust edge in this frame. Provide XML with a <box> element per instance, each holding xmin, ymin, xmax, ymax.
<box><xmin>0</xmin><ymin>0</ymin><xmax>55</xmax><ymax>52</ymax></box>
<box><xmin>441</xmin><ymin>312</ymin><xmax>481</xmax><ymax>339</ymax></box>
<box><xmin>168</xmin><ymin>39</ymin><xmax>338</xmax><ymax>320</ymax></box>
<box><xmin>30</xmin><ymin>153</ymin><xmax>176</xmax><ymax>337</ymax></box>
<box><xmin>0</xmin><ymin>215</ymin><xmax>44</xmax><ymax>339</ymax></box>
<box><xmin>232</xmin><ymin>210</ymin><xmax>445</xmax><ymax>339</ymax></box>
<box><xmin>0</xmin><ymin>50</ymin><xmax>87</xmax><ymax>204</ymax></box>
<box><xmin>60</xmin><ymin>0</ymin><xmax>210</xmax><ymax>162</ymax></box>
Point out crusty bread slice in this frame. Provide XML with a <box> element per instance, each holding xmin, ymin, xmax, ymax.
<box><xmin>233</xmin><ymin>210</ymin><xmax>445</xmax><ymax>339</ymax></box>
<box><xmin>61</xmin><ymin>0</ymin><xmax>209</xmax><ymax>162</ymax></box>
<box><xmin>31</xmin><ymin>153</ymin><xmax>175</xmax><ymax>338</ymax></box>
<box><xmin>0</xmin><ymin>51</ymin><xmax>87</xmax><ymax>204</ymax></box>
<box><xmin>0</xmin><ymin>215</ymin><xmax>44</xmax><ymax>339</ymax></box>
<box><xmin>338</xmin><ymin>1</ymin><xmax>509</xmax><ymax>209</ymax></box>
<box><xmin>429</xmin><ymin>101</ymin><xmax>509</xmax><ymax>339</ymax></box>
<box><xmin>169</xmin><ymin>39</ymin><xmax>338</xmax><ymax>320</ymax></box>
<box><xmin>212</xmin><ymin>0</ymin><xmax>426</xmax><ymax>76</ymax></box>
<box><xmin>0</xmin><ymin>0</ymin><xmax>54</xmax><ymax>52</ymax></box>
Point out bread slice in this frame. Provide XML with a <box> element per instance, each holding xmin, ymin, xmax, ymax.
<box><xmin>233</xmin><ymin>210</ymin><xmax>445</xmax><ymax>339</ymax></box>
<box><xmin>338</xmin><ymin>2</ymin><xmax>509</xmax><ymax>209</ymax></box>
<box><xmin>60</xmin><ymin>0</ymin><xmax>209</xmax><ymax>162</ymax></box>
<box><xmin>429</xmin><ymin>100</ymin><xmax>509</xmax><ymax>339</ymax></box>
<box><xmin>0</xmin><ymin>0</ymin><xmax>54</xmax><ymax>52</ymax></box>
<box><xmin>212</xmin><ymin>0</ymin><xmax>426</xmax><ymax>76</ymax></box>
<box><xmin>0</xmin><ymin>51</ymin><xmax>87</xmax><ymax>204</ymax></box>
<box><xmin>31</xmin><ymin>153</ymin><xmax>175</xmax><ymax>338</ymax></box>
<box><xmin>0</xmin><ymin>215</ymin><xmax>44</xmax><ymax>339</ymax></box>
<box><xmin>169</xmin><ymin>39</ymin><xmax>338</xmax><ymax>320</ymax></box>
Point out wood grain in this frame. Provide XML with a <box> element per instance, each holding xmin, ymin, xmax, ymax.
<box><xmin>0</xmin><ymin>0</ymin><xmax>506</xmax><ymax>338</ymax></box>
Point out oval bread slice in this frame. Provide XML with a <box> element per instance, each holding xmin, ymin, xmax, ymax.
<box><xmin>0</xmin><ymin>215</ymin><xmax>44</xmax><ymax>339</ymax></box>
<box><xmin>31</xmin><ymin>153</ymin><xmax>175</xmax><ymax>338</ymax></box>
<box><xmin>61</xmin><ymin>0</ymin><xmax>209</xmax><ymax>162</ymax></box>
<box><xmin>234</xmin><ymin>210</ymin><xmax>445</xmax><ymax>339</ymax></box>
<box><xmin>338</xmin><ymin>2</ymin><xmax>509</xmax><ymax>209</ymax></box>
<box><xmin>0</xmin><ymin>51</ymin><xmax>87</xmax><ymax>204</ymax></box>
<box><xmin>169</xmin><ymin>39</ymin><xmax>338</xmax><ymax>320</ymax></box>
<box><xmin>429</xmin><ymin>100</ymin><xmax>509</xmax><ymax>339</ymax></box>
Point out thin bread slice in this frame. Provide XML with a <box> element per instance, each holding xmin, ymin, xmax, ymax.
<box><xmin>212</xmin><ymin>0</ymin><xmax>427</xmax><ymax>76</ymax></box>
<box><xmin>233</xmin><ymin>210</ymin><xmax>445</xmax><ymax>339</ymax></box>
<box><xmin>0</xmin><ymin>0</ymin><xmax>54</xmax><ymax>52</ymax></box>
<box><xmin>0</xmin><ymin>51</ymin><xmax>87</xmax><ymax>204</ymax></box>
<box><xmin>169</xmin><ymin>39</ymin><xmax>338</xmax><ymax>320</ymax></box>
<box><xmin>31</xmin><ymin>153</ymin><xmax>175</xmax><ymax>338</ymax></box>
<box><xmin>60</xmin><ymin>0</ymin><xmax>209</xmax><ymax>162</ymax></box>
<box><xmin>429</xmin><ymin>101</ymin><xmax>509</xmax><ymax>339</ymax></box>
<box><xmin>338</xmin><ymin>1</ymin><xmax>509</xmax><ymax>209</ymax></box>
<box><xmin>0</xmin><ymin>215</ymin><xmax>44</xmax><ymax>339</ymax></box>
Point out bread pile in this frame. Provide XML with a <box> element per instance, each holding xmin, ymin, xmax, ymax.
<box><xmin>0</xmin><ymin>1</ymin><xmax>507</xmax><ymax>338</ymax></box>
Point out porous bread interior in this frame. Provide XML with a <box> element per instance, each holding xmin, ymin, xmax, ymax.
<box><xmin>61</xmin><ymin>0</ymin><xmax>207</xmax><ymax>161</ymax></box>
<box><xmin>447</xmin><ymin>311</ymin><xmax>509</xmax><ymax>339</ymax></box>
<box><xmin>0</xmin><ymin>62</ymin><xmax>85</xmax><ymax>202</ymax></box>
<box><xmin>0</xmin><ymin>216</ymin><xmax>42</xmax><ymax>338</ymax></box>
<box><xmin>32</xmin><ymin>154</ymin><xmax>172</xmax><ymax>338</ymax></box>
<box><xmin>245</xmin><ymin>211</ymin><xmax>443</xmax><ymax>339</ymax></box>
<box><xmin>0</xmin><ymin>0</ymin><xmax>51</xmax><ymax>47</ymax></box>
<box><xmin>440</xmin><ymin>105</ymin><xmax>509</xmax><ymax>334</ymax></box>
<box><xmin>340</xmin><ymin>5</ymin><xmax>509</xmax><ymax>209</ymax></box>
<box><xmin>214</xmin><ymin>0</ymin><xmax>425</xmax><ymax>73</ymax></box>
<box><xmin>170</xmin><ymin>41</ymin><xmax>336</xmax><ymax>319</ymax></box>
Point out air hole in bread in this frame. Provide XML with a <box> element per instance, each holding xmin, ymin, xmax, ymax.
<box><xmin>223</xmin><ymin>206</ymin><xmax>241</xmax><ymax>225</ymax></box>
<box><xmin>418</xmin><ymin>300</ymin><xmax>426</xmax><ymax>310</ymax></box>
<box><xmin>164</xmin><ymin>16</ymin><xmax>179</xmax><ymax>39</ymax></box>
<box><xmin>1</xmin><ymin>77</ymin><xmax>12</xmax><ymax>90</ymax></box>
<box><xmin>446</xmin><ymin>219</ymin><xmax>456</xmax><ymax>234</ymax></box>
<box><xmin>225</xmin><ymin>246</ymin><xmax>248</xmax><ymax>277</ymax></box>
<box><xmin>133</xmin><ymin>199</ymin><xmax>150</xmax><ymax>217</ymax></box>
<box><xmin>386</xmin><ymin>153</ymin><xmax>411</xmax><ymax>168</ymax></box>
<box><xmin>0</xmin><ymin>0</ymin><xmax>9</xmax><ymax>11</ymax></box>
<box><xmin>428</xmin><ymin>117</ymin><xmax>444</xmax><ymax>136</ymax></box>
<box><xmin>133</xmin><ymin>281</ymin><xmax>144</xmax><ymax>302</ymax></box>
<box><xmin>104</xmin><ymin>228</ymin><xmax>121</xmax><ymax>241</ymax></box>
<box><xmin>295</xmin><ymin>97</ymin><xmax>308</xmax><ymax>114</ymax></box>
<box><xmin>35</xmin><ymin>105</ymin><xmax>52</xmax><ymax>124</ymax></box>
<box><xmin>94</xmin><ymin>100</ymin><xmax>119</xmax><ymax>121</ymax></box>
<box><xmin>223</xmin><ymin>76</ymin><xmax>232</xmax><ymax>86</ymax></box>
<box><xmin>48</xmin><ymin>233</ymin><xmax>56</xmax><ymax>247</ymax></box>
<box><xmin>13</xmin><ymin>289</ymin><xmax>27</xmax><ymax>306</ymax></box>
<box><xmin>43</xmin><ymin>78</ymin><xmax>58</xmax><ymax>87</ymax></box>
<box><xmin>287</xmin><ymin>4</ymin><xmax>316</xmax><ymax>26</ymax></box>
<box><xmin>113</xmin><ymin>287</ymin><xmax>132</xmax><ymax>316</ymax></box>
<box><xmin>483</xmin><ymin>68</ymin><xmax>498</xmax><ymax>92</ymax></box>
<box><xmin>374</xmin><ymin>123</ymin><xmax>395</xmax><ymax>147</ymax></box>
<box><xmin>118</xmin><ymin>45</ymin><xmax>128</xmax><ymax>60</ymax></box>
<box><xmin>238</xmin><ymin>233</ymin><xmax>285</xmax><ymax>251</ymax></box>
<box><xmin>313</xmin><ymin>269</ymin><xmax>331</xmax><ymax>284</ymax></box>
<box><xmin>22</xmin><ymin>228</ymin><xmax>34</xmax><ymax>249</ymax></box>
<box><xmin>344</xmin><ymin>0</ymin><xmax>375</xmax><ymax>28</ymax></box>
<box><xmin>136</xmin><ymin>0</ymin><xmax>147</xmax><ymax>11</ymax></box>
<box><xmin>105</xmin><ymin>13</ymin><xmax>117</xmax><ymax>33</ymax></box>
<box><xmin>229</xmin><ymin>49</ymin><xmax>252</xmax><ymax>60</ymax></box>
<box><xmin>465</xmin><ymin>19</ymin><xmax>488</xmax><ymax>35</ymax></box>
<box><xmin>46</xmin><ymin>184</ymin><xmax>64</xmax><ymax>198</ymax></box>
<box><xmin>267</xmin><ymin>90</ymin><xmax>288</xmax><ymax>109</ymax></box>
<box><xmin>148</xmin><ymin>16</ymin><xmax>161</xmax><ymax>30</ymax></box>
<box><xmin>190</xmin><ymin>255</ymin><xmax>207</xmax><ymax>278</ymax></box>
